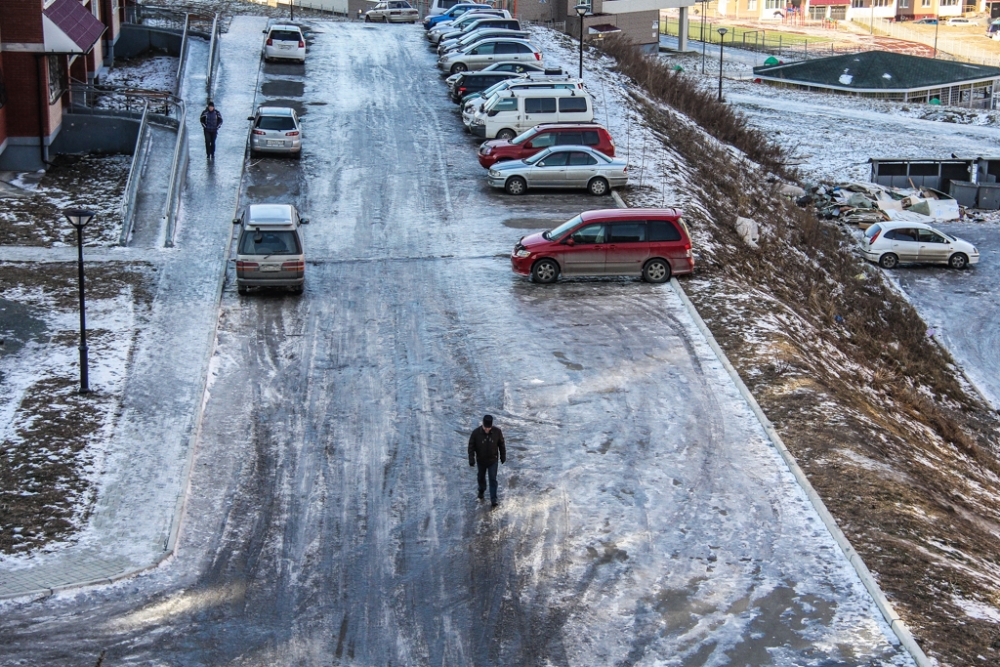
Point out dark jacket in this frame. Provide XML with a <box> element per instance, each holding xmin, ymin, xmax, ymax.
<box><xmin>200</xmin><ymin>108</ymin><xmax>223</xmax><ymax>132</ymax></box>
<box><xmin>468</xmin><ymin>426</ymin><xmax>505</xmax><ymax>467</ymax></box>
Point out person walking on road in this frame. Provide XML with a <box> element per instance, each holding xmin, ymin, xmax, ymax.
<box><xmin>469</xmin><ymin>414</ymin><xmax>506</xmax><ymax>508</ymax></box>
<box><xmin>200</xmin><ymin>101</ymin><xmax>223</xmax><ymax>159</ymax></box>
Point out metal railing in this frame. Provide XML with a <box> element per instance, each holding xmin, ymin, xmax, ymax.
<box><xmin>175</xmin><ymin>13</ymin><xmax>190</xmax><ymax>96</ymax></box>
<box><xmin>119</xmin><ymin>100</ymin><xmax>152</xmax><ymax>246</ymax></box>
<box><xmin>66</xmin><ymin>81</ymin><xmax>183</xmax><ymax>125</ymax></box>
<box><xmin>163</xmin><ymin>103</ymin><xmax>188</xmax><ymax>249</ymax></box>
<box><xmin>206</xmin><ymin>13</ymin><xmax>221</xmax><ymax>100</ymax></box>
<box><xmin>853</xmin><ymin>16</ymin><xmax>1000</xmax><ymax>66</ymax></box>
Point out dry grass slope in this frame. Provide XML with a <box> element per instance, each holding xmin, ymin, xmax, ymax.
<box><xmin>601</xmin><ymin>36</ymin><xmax>1000</xmax><ymax>666</ymax></box>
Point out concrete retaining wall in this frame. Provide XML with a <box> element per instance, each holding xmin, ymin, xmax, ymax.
<box><xmin>49</xmin><ymin>115</ymin><xmax>140</xmax><ymax>156</ymax></box>
<box><xmin>115</xmin><ymin>24</ymin><xmax>184</xmax><ymax>59</ymax></box>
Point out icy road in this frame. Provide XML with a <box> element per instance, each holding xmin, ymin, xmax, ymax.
<box><xmin>0</xmin><ymin>20</ymin><xmax>915</xmax><ymax>666</ymax></box>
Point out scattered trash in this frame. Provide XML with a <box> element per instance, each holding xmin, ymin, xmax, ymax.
<box><xmin>780</xmin><ymin>183</ymin><xmax>806</xmax><ymax>197</ymax></box>
<box><xmin>793</xmin><ymin>180</ymin><xmax>961</xmax><ymax>227</ymax></box>
<box><xmin>735</xmin><ymin>216</ymin><xmax>760</xmax><ymax>248</ymax></box>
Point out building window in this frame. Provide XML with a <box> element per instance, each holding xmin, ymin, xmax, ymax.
<box><xmin>922</xmin><ymin>0</ymin><xmax>930</xmax><ymax>5</ymax></box>
<box><xmin>765</xmin><ymin>0</ymin><xmax>781</xmax><ymax>9</ymax></box>
<box><xmin>808</xmin><ymin>4</ymin><xmax>826</xmax><ymax>18</ymax></box>
<box><xmin>748</xmin><ymin>0</ymin><xmax>758</xmax><ymax>9</ymax></box>
<box><xmin>47</xmin><ymin>56</ymin><xmax>66</xmax><ymax>104</ymax></box>
<box><xmin>939</xmin><ymin>0</ymin><xmax>958</xmax><ymax>5</ymax></box>
<box><xmin>830</xmin><ymin>5</ymin><xmax>847</xmax><ymax>17</ymax></box>
<box><xmin>899</xmin><ymin>0</ymin><xmax>908</xmax><ymax>7</ymax></box>
<box><xmin>851</xmin><ymin>0</ymin><xmax>864</xmax><ymax>7</ymax></box>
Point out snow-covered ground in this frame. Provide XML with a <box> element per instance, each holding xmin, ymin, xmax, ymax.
<box><xmin>101</xmin><ymin>52</ymin><xmax>177</xmax><ymax>92</ymax></box>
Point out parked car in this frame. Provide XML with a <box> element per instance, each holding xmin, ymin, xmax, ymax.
<box><xmin>478</xmin><ymin>123</ymin><xmax>614</xmax><ymax>168</ymax></box>
<box><xmin>987</xmin><ymin>19</ymin><xmax>1000</xmax><ymax>36</ymax></box>
<box><xmin>913</xmin><ymin>18</ymin><xmax>938</xmax><ymax>24</ymax></box>
<box><xmin>439</xmin><ymin>38</ymin><xmax>542</xmax><ymax>74</ymax></box>
<box><xmin>248</xmin><ymin>106</ymin><xmax>302</xmax><ymax>157</ymax></box>
<box><xmin>427</xmin><ymin>0</ymin><xmax>474</xmax><ymax>17</ymax></box>
<box><xmin>439</xmin><ymin>28</ymin><xmax>530</xmax><ymax>56</ymax></box>
<box><xmin>428</xmin><ymin>11</ymin><xmax>511</xmax><ymax>43</ymax></box>
<box><xmin>462</xmin><ymin>75</ymin><xmax>582</xmax><ymax>130</ymax></box>
<box><xmin>233</xmin><ymin>204</ymin><xmax>309</xmax><ymax>294</ymax></box>
<box><xmin>471</xmin><ymin>87</ymin><xmax>592</xmax><ymax>139</ymax></box>
<box><xmin>450</xmin><ymin>71</ymin><xmax>524</xmax><ymax>103</ymax></box>
<box><xmin>262</xmin><ymin>24</ymin><xmax>305</xmax><ymax>63</ymax></box>
<box><xmin>434</xmin><ymin>16</ymin><xmax>520</xmax><ymax>45</ymax></box>
<box><xmin>365</xmin><ymin>0</ymin><xmax>420</xmax><ymax>23</ymax></box>
<box><xmin>425</xmin><ymin>2</ymin><xmax>492</xmax><ymax>28</ymax></box>
<box><xmin>487</xmin><ymin>146</ymin><xmax>626</xmax><ymax>196</ymax></box>
<box><xmin>445</xmin><ymin>60</ymin><xmax>547</xmax><ymax>91</ymax></box>
<box><xmin>946</xmin><ymin>16</ymin><xmax>975</xmax><ymax>25</ymax></box>
<box><xmin>861</xmin><ymin>221</ymin><xmax>979</xmax><ymax>269</ymax></box>
<box><xmin>510</xmin><ymin>209</ymin><xmax>693</xmax><ymax>283</ymax></box>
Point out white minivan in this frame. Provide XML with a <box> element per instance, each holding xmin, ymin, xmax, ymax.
<box><xmin>470</xmin><ymin>88</ymin><xmax>594</xmax><ymax>139</ymax></box>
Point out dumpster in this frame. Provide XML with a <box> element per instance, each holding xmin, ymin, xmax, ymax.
<box><xmin>979</xmin><ymin>183</ymin><xmax>1000</xmax><ymax>210</ymax></box>
<box><xmin>949</xmin><ymin>180</ymin><xmax>979</xmax><ymax>208</ymax></box>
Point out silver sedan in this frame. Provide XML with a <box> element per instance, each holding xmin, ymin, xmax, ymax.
<box><xmin>487</xmin><ymin>146</ymin><xmax>627</xmax><ymax>196</ymax></box>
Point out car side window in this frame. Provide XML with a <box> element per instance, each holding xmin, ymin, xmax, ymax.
<box><xmin>517</xmin><ymin>43</ymin><xmax>534</xmax><ymax>53</ymax></box>
<box><xmin>525</xmin><ymin>98</ymin><xmax>557</xmax><ymax>114</ymax></box>
<box><xmin>917</xmin><ymin>229</ymin><xmax>946</xmax><ymax>243</ymax></box>
<box><xmin>609</xmin><ymin>223</ymin><xmax>646</xmax><ymax>243</ymax></box>
<box><xmin>559</xmin><ymin>97</ymin><xmax>589</xmax><ymax>113</ymax></box>
<box><xmin>555</xmin><ymin>132</ymin><xmax>582</xmax><ymax>145</ymax></box>
<box><xmin>495</xmin><ymin>42</ymin><xmax>519</xmax><ymax>55</ymax></box>
<box><xmin>570</xmin><ymin>224</ymin><xmax>605</xmax><ymax>244</ymax></box>
<box><xmin>649</xmin><ymin>220</ymin><xmax>682</xmax><ymax>242</ymax></box>
<box><xmin>582</xmin><ymin>130</ymin><xmax>600</xmax><ymax>145</ymax></box>
<box><xmin>886</xmin><ymin>229</ymin><xmax>917</xmax><ymax>242</ymax></box>
<box><xmin>568</xmin><ymin>151</ymin><xmax>597</xmax><ymax>166</ymax></box>
<box><xmin>530</xmin><ymin>133</ymin><xmax>556</xmax><ymax>148</ymax></box>
<box><xmin>473</xmin><ymin>43</ymin><xmax>494</xmax><ymax>55</ymax></box>
<box><xmin>537</xmin><ymin>152</ymin><xmax>569</xmax><ymax>167</ymax></box>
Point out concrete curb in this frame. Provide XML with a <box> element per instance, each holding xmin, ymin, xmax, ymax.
<box><xmin>610</xmin><ymin>189</ymin><xmax>933</xmax><ymax>667</ymax></box>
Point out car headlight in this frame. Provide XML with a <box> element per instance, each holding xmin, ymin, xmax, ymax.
<box><xmin>489</xmin><ymin>169</ymin><xmax>500</xmax><ymax>177</ymax></box>
<box><xmin>472</xmin><ymin>118</ymin><xmax>484</xmax><ymax>126</ymax></box>
<box><xmin>972</xmin><ymin>246</ymin><xmax>979</xmax><ymax>254</ymax></box>
<box><xmin>481</xmin><ymin>146</ymin><xmax>491</xmax><ymax>155</ymax></box>
<box><xmin>514</xmin><ymin>249</ymin><xmax>531</xmax><ymax>258</ymax></box>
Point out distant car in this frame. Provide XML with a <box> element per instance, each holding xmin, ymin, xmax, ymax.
<box><xmin>234</xmin><ymin>204</ymin><xmax>308</xmax><ymax>294</ymax></box>
<box><xmin>439</xmin><ymin>28</ymin><xmax>531</xmax><ymax>56</ymax></box>
<box><xmin>987</xmin><ymin>20</ymin><xmax>1000</xmax><ymax>36</ymax></box>
<box><xmin>461</xmin><ymin>75</ymin><xmax>582</xmax><ymax>131</ymax></box>
<box><xmin>510</xmin><ymin>209</ymin><xmax>694</xmax><ymax>284</ymax></box>
<box><xmin>248</xmin><ymin>106</ymin><xmax>302</xmax><ymax>157</ymax></box>
<box><xmin>428</xmin><ymin>12</ymin><xmax>513</xmax><ymax>45</ymax></box>
<box><xmin>487</xmin><ymin>146</ymin><xmax>627</xmax><ymax>196</ymax></box>
<box><xmin>861</xmin><ymin>221</ymin><xmax>979</xmax><ymax>269</ymax></box>
<box><xmin>478</xmin><ymin>123</ymin><xmax>615</xmax><ymax>168</ymax></box>
<box><xmin>365</xmin><ymin>0</ymin><xmax>420</xmax><ymax>23</ymax></box>
<box><xmin>445</xmin><ymin>60</ymin><xmax>547</xmax><ymax>91</ymax></box>
<box><xmin>946</xmin><ymin>16</ymin><xmax>975</xmax><ymax>25</ymax></box>
<box><xmin>449</xmin><ymin>71</ymin><xmax>523</xmax><ymax>103</ymax></box>
<box><xmin>913</xmin><ymin>18</ymin><xmax>938</xmax><ymax>24</ymax></box>
<box><xmin>439</xmin><ymin>38</ymin><xmax>542</xmax><ymax>74</ymax></box>
<box><xmin>263</xmin><ymin>24</ymin><xmax>305</xmax><ymax>63</ymax></box>
<box><xmin>424</xmin><ymin>2</ymin><xmax>491</xmax><ymax>29</ymax></box>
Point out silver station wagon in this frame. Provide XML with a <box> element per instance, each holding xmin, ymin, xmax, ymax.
<box><xmin>234</xmin><ymin>204</ymin><xmax>309</xmax><ymax>294</ymax></box>
<box><xmin>487</xmin><ymin>146</ymin><xmax>627</xmax><ymax>196</ymax></box>
<box><xmin>248</xmin><ymin>107</ymin><xmax>302</xmax><ymax>158</ymax></box>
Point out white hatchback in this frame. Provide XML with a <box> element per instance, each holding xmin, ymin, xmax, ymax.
<box><xmin>861</xmin><ymin>221</ymin><xmax>979</xmax><ymax>269</ymax></box>
<box><xmin>263</xmin><ymin>24</ymin><xmax>305</xmax><ymax>63</ymax></box>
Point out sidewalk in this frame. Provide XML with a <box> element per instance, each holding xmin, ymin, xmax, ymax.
<box><xmin>0</xmin><ymin>16</ymin><xmax>264</xmax><ymax>599</ymax></box>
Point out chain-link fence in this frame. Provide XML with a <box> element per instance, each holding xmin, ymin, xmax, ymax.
<box><xmin>660</xmin><ymin>17</ymin><xmax>868</xmax><ymax>61</ymax></box>
<box><xmin>853</xmin><ymin>16</ymin><xmax>1000</xmax><ymax>67</ymax></box>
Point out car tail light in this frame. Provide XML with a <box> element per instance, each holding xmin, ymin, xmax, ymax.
<box><xmin>253</xmin><ymin>129</ymin><xmax>266</xmax><ymax>135</ymax></box>
<box><xmin>266</xmin><ymin>38</ymin><xmax>273</xmax><ymax>46</ymax></box>
<box><xmin>298</xmin><ymin>40</ymin><xmax>305</xmax><ymax>48</ymax></box>
<box><xmin>534</xmin><ymin>52</ymin><xmax>541</xmax><ymax>60</ymax></box>
<box><xmin>869</xmin><ymin>229</ymin><xmax>881</xmax><ymax>244</ymax></box>
<box><xmin>623</xmin><ymin>165</ymin><xmax>628</xmax><ymax>173</ymax></box>
<box><xmin>236</xmin><ymin>261</ymin><xmax>258</xmax><ymax>271</ymax></box>
<box><xmin>282</xmin><ymin>260</ymin><xmax>305</xmax><ymax>272</ymax></box>
<box><xmin>285</xmin><ymin>131</ymin><xmax>300</xmax><ymax>136</ymax></box>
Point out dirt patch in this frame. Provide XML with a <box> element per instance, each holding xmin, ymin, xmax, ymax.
<box><xmin>605</xmin><ymin>39</ymin><xmax>1000</xmax><ymax>666</ymax></box>
<box><xmin>0</xmin><ymin>263</ymin><xmax>153</xmax><ymax>554</ymax></box>
<box><xmin>0</xmin><ymin>153</ymin><xmax>130</xmax><ymax>247</ymax></box>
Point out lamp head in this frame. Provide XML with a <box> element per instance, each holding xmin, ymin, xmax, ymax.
<box><xmin>575</xmin><ymin>3</ymin><xmax>588</xmax><ymax>17</ymax></box>
<box><xmin>717</xmin><ymin>27</ymin><xmax>728</xmax><ymax>35</ymax></box>
<box><xmin>64</xmin><ymin>208</ymin><xmax>96</xmax><ymax>229</ymax></box>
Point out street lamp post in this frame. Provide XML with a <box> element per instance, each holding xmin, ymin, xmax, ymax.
<box><xmin>64</xmin><ymin>208</ymin><xmax>96</xmax><ymax>394</ymax></box>
<box><xmin>934</xmin><ymin>14</ymin><xmax>940</xmax><ymax>58</ymax></box>
<box><xmin>575</xmin><ymin>4</ymin><xmax>589</xmax><ymax>80</ymax></box>
<box><xmin>717</xmin><ymin>27</ymin><xmax>728</xmax><ymax>102</ymax></box>
<box><xmin>700</xmin><ymin>0</ymin><xmax>708</xmax><ymax>74</ymax></box>
<box><xmin>869</xmin><ymin>0</ymin><xmax>874</xmax><ymax>35</ymax></box>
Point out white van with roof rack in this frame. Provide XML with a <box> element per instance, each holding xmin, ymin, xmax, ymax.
<box><xmin>471</xmin><ymin>87</ymin><xmax>594</xmax><ymax>139</ymax></box>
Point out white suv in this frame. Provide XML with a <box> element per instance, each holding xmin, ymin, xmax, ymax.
<box><xmin>439</xmin><ymin>38</ymin><xmax>542</xmax><ymax>74</ymax></box>
<box><xmin>263</xmin><ymin>24</ymin><xmax>305</xmax><ymax>63</ymax></box>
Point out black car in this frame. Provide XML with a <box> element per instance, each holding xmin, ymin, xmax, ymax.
<box><xmin>450</xmin><ymin>71</ymin><xmax>522</xmax><ymax>104</ymax></box>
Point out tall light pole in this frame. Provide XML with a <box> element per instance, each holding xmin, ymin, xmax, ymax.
<box><xmin>717</xmin><ymin>27</ymin><xmax>727</xmax><ymax>102</ymax></box>
<box><xmin>575</xmin><ymin>4</ymin><xmax>589</xmax><ymax>79</ymax></box>
<box><xmin>64</xmin><ymin>208</ymin><xmax>96</xmax><ymax>394</ymax></box>
<box><xmin>869</xmin><ymin>0</ymin><xmax>874</xmax><ymax>34</ymax></box>
<box><xmin>933</xmin><ymin>13</ymin><xmax>940</xmax><ymax>58</ymax></box>
<box><xmin>700</xmin><ymin>0</ymin><xmax>708</xmax><ymax>74</ymax></box>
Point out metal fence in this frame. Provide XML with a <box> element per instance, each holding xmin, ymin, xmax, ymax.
<box><xmin>119</xmin><ymin>101</ymin><xmax>151</xmax><ymax>246</ymax></box>
<box><xmin>206</xmin><ymin>13</ymin><xmax>221</xmax><ymax>100</ymax></box>
<box><xmin>163</xmin><ymin>106</ymin><xmax>188</xmax><ymax>249</ymax></box>
<box><xmin>853</xmin><ymin>16</ymin><xmax>1000</xmax><ymax>66</ymax></box>
<box><xmin>660</xmin><ymin>18</ymin><xmax>868</xmax><ymax>61</ymax></box>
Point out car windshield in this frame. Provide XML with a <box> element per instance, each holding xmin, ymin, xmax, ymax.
<box><xmin>544</xmin><ymin>215</ymin><xmax>583</xmax><ymax>240</ymax></box>
<box><xmin>239</xmin><ymin>230</ymin><xmax>300</xmax><ymax>255</ymax></box>
<box><xmin>511</xmin><ymin>127</ymin><xmax>539</xmax><ymax>145</ymax></box>
<box><xmin>524</xmin><ymin>149</ymin><xmax>554</xmax><ymax>165</ymax></box>
<box><xmin>481</xmin><ymin>81</ymin><xmax>510</xmax><ymax>98</ymax></box>
<box><xmin>257</xmin><ymin>115</ymin><xmax>296</xmax><ymax>131</ymax></box>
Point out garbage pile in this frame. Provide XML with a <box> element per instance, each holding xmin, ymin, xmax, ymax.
<box><xmin>791</xmin><ymin>182</ymin><xmax>960</xmax><ymax>228</ymax></box>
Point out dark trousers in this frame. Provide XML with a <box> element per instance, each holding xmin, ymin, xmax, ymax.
<box><xmin>477</xmin><ymin>461</ymin><xmax>498</xmax><ymax>503</ymax></box>
<box><xmin>203</xmin><ymin>129</ymin><xmax>218</xmax><ymax>157</ymax></box>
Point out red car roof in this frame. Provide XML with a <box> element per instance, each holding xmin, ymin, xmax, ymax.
<box><xmin>580</xmin><ymin>208</ymin><xmax>683</xmax><ymax>221</ymax></box>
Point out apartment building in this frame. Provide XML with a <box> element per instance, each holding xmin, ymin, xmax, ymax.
<box><xmin>563</xmin><ymin>0</ymin><xmax>698</xmax><ymax>52</ymax></box>
<box><xmin>0</xmin><ymin>0</ymin><xmax>121</xmax><ymax>171</ymax></box>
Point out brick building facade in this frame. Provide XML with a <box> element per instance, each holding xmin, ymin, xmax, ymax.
<box><xmin>0</xmin><ymin>0</ymin><xmax>120</xmax><ymax>171</ymax></box>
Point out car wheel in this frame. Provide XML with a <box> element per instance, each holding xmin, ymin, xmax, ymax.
<box><xmin>505</xmin><ymin>176</ymin><xmax>527</xmax><ymax>195</ymax></box>
<box><xmin>496</xmin><ymin>128</ymin><xmax>516</xmax><ymax>140</ymax></box>
<box><xmin>642</xmin><ymin>258</ymin><xmax>671</xmax><ymax>283</ymax></box>
<box><xmin>588</xmin><ymin>177</ymin><xmax>609</xmax><ymax>196</ymax></box>
<box><xmin>238</xmin><ymin>284</ymin><xmax>248</xmax><ymax>295</ymax></box>
<box><xmin>531</xmin><ymin>259</ymin><xmax>559</xmax><ymax>284</ymax></box>
<box><xmin>364</xmin><ymin>15</ymin><xmax>371</xmax><ymax>21</ymax></box>
<box><xmin>878</xmin><ymin>253</ymin><xmax>898</xmax><ymax>269</ymax></box>
<box><xmin>948</xmin><ymin>252</ymin><xmax>969</xmax><ymax>269</ymax></box>
<box><xmin>450</xmin><ymin>62</ymin><xmax>468</xmax><ymax>74</ymax></box>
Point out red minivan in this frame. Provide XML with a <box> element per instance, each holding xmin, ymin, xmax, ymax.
<box><xmin>479</xmin><ymin>123</ymin><xmax>615</xmax><ymax>168</ymax></box>
<box><xmin>511</xmin><ymin>209</ymin><xmax>693</xmax><ymax>283</ymax></box>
